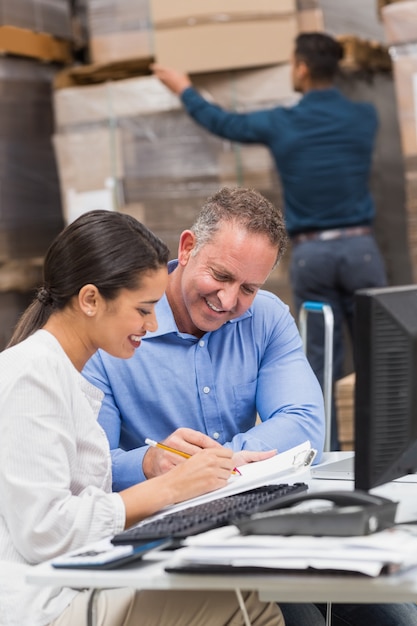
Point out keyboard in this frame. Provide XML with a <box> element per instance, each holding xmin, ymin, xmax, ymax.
<box><xmin>112</xmin><ymin>482</ymin><xmax>308</xmax><ymax>545</ymax></box>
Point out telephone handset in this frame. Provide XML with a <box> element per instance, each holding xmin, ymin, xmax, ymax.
<box><xmin>235</xmin><ymin>490</ymin><xmax>398</xmax><ymax>537</ymax></box>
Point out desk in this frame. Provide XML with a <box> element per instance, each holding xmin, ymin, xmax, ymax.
<box><xmin>26</xmin><ymin>453</ymin><xmax>417</xmax><ymax>605</ymax></box>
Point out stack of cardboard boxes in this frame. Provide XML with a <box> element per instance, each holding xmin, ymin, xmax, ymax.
<box><xmin>84</xmin><ymin>0</ymin><xmax>323</xmax><ymax>69</ymax></box>
<box><xmin>0</xmin><ymin>0</ymin><xmax>74</xmax><ymax>349</ymax></box>
<box><xmin>0</xmin><ymin>0</ymin><xmax>72</xmax><ymax>62</ymax></box>
<box><xmin>335</xmin><ymin>373</ymin><xmax>355</xmax><ymax>451</ymax></box>
<box><xmin>52</xmin><ymin>0</ymin><xmax>324</xmax><ymax>300</ymax></box>
<box><xmin>52</xmin><ymin>64</ymin><xmax>297</xmax><ymax>254</ymax></box>
<box><xmin>0</xmin><ymin>1</ymin><xmax>72</xmax><ymax>262</ymax></box>
<box><xmin>52</xmin><ymin>0</ymin><xmax>407</xmax><ymax>311</ymax></box>
<box><xmin>86</xmin><ymin>0</ymin><xmax>153</xmax><ymax>65</ymax></box>
<box><xmin>0</xmin><ymin>0</ymin><xmax>71</xmax><ymax>38</ymax></box>
<box><xmin>382</xmin><ymin>1</ymin><xmax>417</xmax><ymax>283</ymax></box>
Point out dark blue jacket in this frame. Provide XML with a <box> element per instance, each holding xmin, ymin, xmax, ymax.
<box><xmin>181</xmin><ymin>86</ymin><xmax>378</xmax><ymax>236</ymax></box>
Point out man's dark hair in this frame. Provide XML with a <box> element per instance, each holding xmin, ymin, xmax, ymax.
<box><xmin>295</xmin><ymin>32</ymin><xmax>344</xmax><ymax>81</ymax></box>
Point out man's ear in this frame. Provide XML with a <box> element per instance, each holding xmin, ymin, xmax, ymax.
<box><xmin>178</xmin><ymin>230</ymin><xmax>197</xmax><ymax>266</ymax></box>
<box><xmin>295</xmin><ymin>59</ymin><xmax>309</xmax><ymax>82</ymax></box>
<box><xmin>78</xmin><ymin>284</ymin><xmax>100</xmax><ymax>317</ymax></box>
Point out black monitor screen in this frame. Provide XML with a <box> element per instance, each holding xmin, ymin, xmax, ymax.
<box><xmin>354</xmin><ymin>284</ymin><xmax>417</xmax><ymax>490</ymax></box>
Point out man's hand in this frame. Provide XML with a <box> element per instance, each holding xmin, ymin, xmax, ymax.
<box><xmin>150</xmin><ymin>63</ymin><xmax>192</xmax><ymax>95</ymax></box>
<box><xmin>231</xmin><ymin>449</ymin><xmax>277</xmax><ymax>468</ymax></box>
<box><xmin>143</xmin><ymin>427</ymin><xmax>222</xmax><ymax>479</ymax></box>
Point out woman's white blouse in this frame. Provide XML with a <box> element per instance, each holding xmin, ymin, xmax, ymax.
<box><xmin>0</xmin><ymin>330</ymin><xmax>126</xmax><ymax>626</ymax></box>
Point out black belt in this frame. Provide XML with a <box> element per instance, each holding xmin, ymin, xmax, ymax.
<box><xmin>291</xmin><ymin>225</ymin><xmax>372</xmax><ymax>244</ymax></box>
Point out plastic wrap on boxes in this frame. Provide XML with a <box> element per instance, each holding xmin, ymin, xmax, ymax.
<box><xmin>382</xmin><ymin>1</ymin><xmax>417</xmax><ymax>45</ymax></box>
<box><xmin>53</xmin><ymin>75</ymin><xmax>181</xmax><ymax>129</ymax></box>
<box><xmin>0</xmin><ymin>56</ymin><xmax>63</xmax><ymax>260</ymax></box>
<box><xmin>296</xmin><ymin>0</ymin><xmax>324</xmax><ymax>33</ymax></box>
<box><xmin>0</xmin><ymin>0</ymin><xmax>72</xmax><ymax>40</ymax></box>
<box><xmin>52</xmin><ymin>68</ymin><xmax>295</xmax><ymax>249</ymax></box>
<box><xmin>86</xmin><ymin>0</ymin><xmax>153</xmax><ymax>63</ymax></box>
<box><xmin>385</xmin><ymin>38</ymin><xmax>417</xmax><ymax>281</ymax></box>
<box><xmin>319</xmin><ymin>0</ymin><xmax>386</xmax><ymax>43</ymax></box>
<box><xmin>72</xmin><ymin>0</ymin><xmax>89</xmax><ymax>49</ymax></box>
<box><xmin>386</xmin><ymin>43</ymin><xmax>417</xmax><ymax>157</ymax></box>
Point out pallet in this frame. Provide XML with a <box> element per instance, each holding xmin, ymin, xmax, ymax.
<box><xmin>0</xmin><ymin>25</ymin><xmax>72</xmax><ymax>64</ymax></box>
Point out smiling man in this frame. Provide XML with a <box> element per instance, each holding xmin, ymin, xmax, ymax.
<box><xmin>83</xmin><ymin>187</ymin><xmax>325</xmax><ymax>491</ymax></box>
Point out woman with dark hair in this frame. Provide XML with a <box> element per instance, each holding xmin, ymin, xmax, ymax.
<box><xmin>0</xmin><ymin>210</ymin><xmax>284</xmax><ymax>626</ymax></box>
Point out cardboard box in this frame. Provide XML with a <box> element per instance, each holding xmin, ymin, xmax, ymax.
<box><xmin>151</xmin><ymin>0</ymin><xmax>295</xmax><ymax>23</ymax></box>
<box><xmin>90</xmin><ymin>30</ymin><xmax>153</xmax><ymax>65</ymax></box>
<box><xmin>377</xmin><ymin>0</ymin><xmax>412</xmax><ymax>20</ymax></box>
<box><xmin>335</xmin><ymin>373</ymin><xmax>355</xmax><ymax>451</ymax></box>
<box><xmin>296</xmin><ymin>8</ymin><xmax>324</xmax><ymax>33</ymax></box>
<box><xmin>52</xmin><ymin>68</ymin><xmax>291</xmax><ymax>226</ymax></box>
<box><xmin>382</xmin><ymin>1</ymin><xmax>417</xmax><ymax>45</ymax></box>
<box><xmin>0</xmin><ymin>0</ymin><xmax>72</xmax><ymax>40</ymax></box>
<box><xmin>87</xmin><ymin>0</ymin><xmax>153</xmax><ymax>65</ymax></box>
<box><xmin>193</xmin><ymin>63</ymin><xmax>297</xmax><ymax>110</ymax></box>
<box><xmin>151</xmin><ymin>0</ymin><xmax>297</xmax><ymax>73</ymax></box>
<box><xmin>0</xmin><ymin>55</ymin><xmax>64</xmax><ymax>261</ymax></box>
<box><xmin>154</xmin><ymin>19</ymin><xmax>297</xmax><ymax>73</ymax></box>
<box><xmin>389</xmin><ymin>48</ymin><xmax>417</xmax><ymax>157</ymax></box>
<box><xmin>53</xmin><ymin>75</ymin><xmax>180</xmax><ymax>129</ymax></box>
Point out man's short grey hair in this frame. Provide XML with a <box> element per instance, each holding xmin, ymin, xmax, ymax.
<box><xmin>190</xmin><ymin>187</ymin><xmax>288</xmax><ymax>267</ymax></box>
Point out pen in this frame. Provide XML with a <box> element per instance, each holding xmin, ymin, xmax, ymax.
<box><xmin>145</xmin><ymin>438</ymin><xmax>241</xmax><ymax>475</ymax></box>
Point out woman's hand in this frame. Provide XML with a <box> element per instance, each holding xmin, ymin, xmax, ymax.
<box><xmin>122</xmin><ymin>444</ymin><xmax>234</xmax><ymax>528</ymax></box>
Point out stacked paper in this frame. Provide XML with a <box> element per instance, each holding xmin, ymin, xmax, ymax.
<box><xmin>167</xmin><ymin>524</ymin><xmax>417</xmax><ymax>577</ymax></box>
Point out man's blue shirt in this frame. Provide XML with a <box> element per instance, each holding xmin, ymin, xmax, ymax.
<box><xmin>181</xmin><ymin>86</ymin><xmax>378</xmax><ymax>235</ymax></box>
<box><xmin>83</xmin><ymin>262</ymin><xmax>325</xmax><ymax>491</ymax></box>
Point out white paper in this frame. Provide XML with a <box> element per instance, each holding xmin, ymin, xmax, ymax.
<box><xmin>158</xmin><ymin>440</ymin><xmax>314</xmax><ymax>515</ymax></box>
<box><xmin>166</xmin><ymin>524</ymin><xmax>417</xmax><ymax>577</ymax></box>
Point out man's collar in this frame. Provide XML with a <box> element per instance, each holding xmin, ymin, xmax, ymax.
<box><xmin>168</xmin><ymin>258</ymin><xmax>179</xmax><ymax>275</ymax></box>
<box><xmin>302</xmin><ymin>86</ymin><xmax>340</xmax><ymax>100</ymax></box>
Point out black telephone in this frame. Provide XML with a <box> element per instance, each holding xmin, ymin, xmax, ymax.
<box><xmin>235</xmin><ymin>490</ymin><xmax>398</xmax><ymax>537</ymax></box>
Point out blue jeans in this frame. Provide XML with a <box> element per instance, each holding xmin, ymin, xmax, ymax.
<box><xmin>290</xmin><ymin>234</ymin><xmax>387</xmax><ymax>450</ymax></box>
<box><xmin>280</xmin><ymin>602</ymin><xmax>417</xmax><ymax>625</ymax></box>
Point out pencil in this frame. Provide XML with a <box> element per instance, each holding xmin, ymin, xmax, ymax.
<box><xmin>145</xmin><ymin>438</ymin><xmax>241</xmax><ymax>475</ymax></box>
<box><xmin>145</xmin><ymin>438</ymin><xmax>191</xmax><ymax>459</ymax></box>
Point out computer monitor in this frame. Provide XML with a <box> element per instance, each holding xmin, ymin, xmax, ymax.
<box><xmin>354</xmin><ymin>284</ymin><xmax>417</xmax><ymax>490</ymax></box>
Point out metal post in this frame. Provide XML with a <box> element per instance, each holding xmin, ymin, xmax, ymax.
<box><xmin>299</xmin><ymin>301</ymin><xmax>334</xmax><ymax>453</ymax></box>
